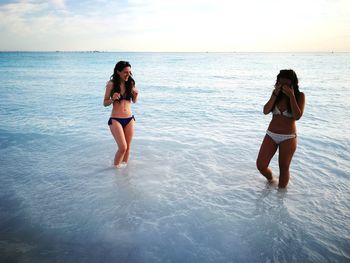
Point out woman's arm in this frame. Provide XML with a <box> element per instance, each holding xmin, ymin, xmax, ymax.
<box><xmin>263</xmin><ymin>86</ymin><xmax>280</xmax><ymax>115</ymax></box>
<box><xmin>132</xmin><ymin>86</ymin><xmax>139</xmax><ymax>103</ymax></box>
<box><xmin>103</xmin><ymin>81</ymin><xmax>114</xmax><ymax>107</ymax></box>
<box><xmin>289</xmin><ymin>92</ymin><xmax>305</xmax><ymax>120</ymax></box>
<box><xmin>281</xmin><ymin>85</ymin><xmax>305</xmax><ymax>120</ymax></box>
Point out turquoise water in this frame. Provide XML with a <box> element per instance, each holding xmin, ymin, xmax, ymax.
<box><xmin>0</xmin><ymin>52</ymin><xmax>349</xmax><ymax>262</ymax></box>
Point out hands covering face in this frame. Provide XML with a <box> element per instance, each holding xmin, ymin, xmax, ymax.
<box><xmin>274</xmin><ymin>79</ymin><xmax>294</xmax><ymax>98</ymax></box>
<box><xmin>281</xmin><ymin>84</ymin><xmax>294</xmax><ymax>98</ymax></box>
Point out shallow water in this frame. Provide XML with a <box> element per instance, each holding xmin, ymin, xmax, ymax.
<box><xmin>0</xmin><ymin>52</ymin><xmax>349</xmax><ymax>262</ymax></box>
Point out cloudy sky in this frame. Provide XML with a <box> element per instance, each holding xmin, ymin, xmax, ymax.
<box><xmin>0</xmin><ymin>0</ymin><xmax>349</xmax><ymax>52</ymax></box>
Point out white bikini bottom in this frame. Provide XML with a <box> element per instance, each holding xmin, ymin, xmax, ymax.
<box><xmin>266</xmin><ymin>130</ymin><xmax>296</xmax><ymax>144</ymax></box>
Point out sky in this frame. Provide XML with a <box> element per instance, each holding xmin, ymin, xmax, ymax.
<box><xmin>0</xmin><ymin>0</ymin><xmax>349</xmax><ymax>52</ymax></box>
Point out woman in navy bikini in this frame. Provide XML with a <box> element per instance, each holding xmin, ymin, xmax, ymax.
<box><xmin>256</xmin><ymin>69</ymin><xmax>305</xmax><ymax>188</ymax></box>
<box><xmin>103</xmin><ymin>61</ymin><xmax>138</xmax><ymax>168</ymax></box>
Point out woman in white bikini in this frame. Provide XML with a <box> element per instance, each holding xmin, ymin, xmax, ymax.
<box><xmin>103</xmin><ymin>61</ymin><xmax>138</xmax><ymax>168</ymax></box>
<box><xmin>256</xmin><ymin>69</ymin><xmax>305</xmax><ymax>188</ymax></box>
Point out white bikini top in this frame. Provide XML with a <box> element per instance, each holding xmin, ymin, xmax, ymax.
<box><xmin>272</xmin><ymin>106</ymin><xmax>293</xmax><ymax>118</ymax></box>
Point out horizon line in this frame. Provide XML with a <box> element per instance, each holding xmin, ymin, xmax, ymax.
<box><xmin>0</xmin><ymin>50</ymin><xmax>349</xmax><ymax>53</ymax></box>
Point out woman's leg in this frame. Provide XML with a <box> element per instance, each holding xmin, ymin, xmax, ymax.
<box><xmin>121</xmin><ymin>119</ymin><xmax>135</xmax><ymax>163</ymax></box>
<box><xmin>256</xmin><ymin>134</ymin><xmax>278</xmax><ymax>182</ymax></box>
<box><xmin>109</xmin><ymin>121</ymin><xmax>127</xmax><ymax>166</ymax></box>
<box><xmin>278</xmin><ymin>137</ymin><xmax>297</xmax><ymax>188</ymax></box>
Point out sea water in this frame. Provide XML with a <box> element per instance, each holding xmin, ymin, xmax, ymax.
<box><xmin>0</xmin><ymin>52</ymin><xmax>349</xmax><ymax>262</ymax></box>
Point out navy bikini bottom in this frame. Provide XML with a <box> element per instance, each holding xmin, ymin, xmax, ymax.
<box><xmin>108</xmin><ymin>115</ymin><xmax>135</xmax><ymax>128</ymax></box>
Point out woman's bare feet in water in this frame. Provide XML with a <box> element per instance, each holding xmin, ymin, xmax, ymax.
<box><xmin>114</xmin><ymin>162</ymin><xmax>127</xmax><ymax>169</ymax></box>
<box><xmin>267</xmin><ymin>176</ymin><xmax>278</xmax><ymax>186</ymax></box>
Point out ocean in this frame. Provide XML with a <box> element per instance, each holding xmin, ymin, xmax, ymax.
<box><xmin>0</xmin><ymin>52</ymin><xmax>349</xmax><ymax>262</ymax></box>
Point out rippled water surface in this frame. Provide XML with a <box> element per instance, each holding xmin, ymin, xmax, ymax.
<box><xmin>0</xmin><ymin>52</ymin><xmax>349</xmax><ymax>262</ymax></box>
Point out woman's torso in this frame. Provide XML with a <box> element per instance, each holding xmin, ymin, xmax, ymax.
<box><xmin>110</xmin><ymin>81</ymin><xmax>133</xmax><ymax>118</ymax></box>
<box><xmin>111</xmin><ymin>99</ymin><xmax>132</xmax><ymax>118</ymax></box>
<box><xmin>268</xmin><ymin>98</ymin><xmax>296</xmax><ymax>134</ymax></box>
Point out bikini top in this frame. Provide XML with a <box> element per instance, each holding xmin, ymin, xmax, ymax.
<box><xmin>272</xmin><ymin>106</ymin><xmax>293</xmax><ymax>118</ymax></box>
<box><xmin>117</xmin><ymin>92</ymin><xmax>133</xmax><ymax>102</ymax></box>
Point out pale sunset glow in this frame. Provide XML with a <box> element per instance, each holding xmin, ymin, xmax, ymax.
<box><xmin>0</xmin><ymin>0</ymin><xmax>349</xmax><ymax>51</ymax></box>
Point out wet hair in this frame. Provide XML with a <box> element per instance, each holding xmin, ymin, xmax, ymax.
<box><xmin>275</xmin><ymin>69</ymin><xmax>300</xmax><ymax>112</ymax></box>
<box><xmin>110</xmin><ymin>61</ymin><xmax>135</xmax><ymax>98</ymax></box>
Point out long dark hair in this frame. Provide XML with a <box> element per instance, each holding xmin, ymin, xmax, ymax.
<box><xmin>275</xmin><ymin>69</ymin><xmax>300</xmax><ymax>112</ymax></box>
<box><xmin>110</xmin><ymin>61</ymin><xmax>135</xmax><ymax>98</ymax></box>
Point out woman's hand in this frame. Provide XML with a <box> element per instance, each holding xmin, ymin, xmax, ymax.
<box><xmin>131</xmin><ymin>87</ymin><xmax>138</xmax><ymax>96</ymax></box>
<box><xmin>273</xmin><ymin>84</ymin><xmax>281</xmax><ymax>96</ymax></box>
<box><xmin>112</xmin><ymin>92</ymin><xmax>120</xmax><ymax>102</ymax></box>
<box><xmin>281</xmin><ymin>85</ymin><xmax>294</xmax><ymax>98</ymax></box>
